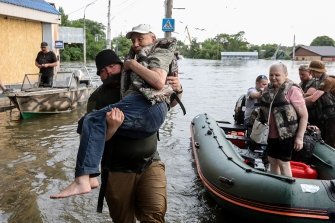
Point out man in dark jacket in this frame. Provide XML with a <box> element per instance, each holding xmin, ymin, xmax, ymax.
<box><xmin>90</xmin><ymin>49</ymin><xmax>182</xmax><ymax>223</ymax></box>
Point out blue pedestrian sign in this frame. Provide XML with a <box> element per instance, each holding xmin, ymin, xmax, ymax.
<box><xmin>162</xmin><ymin>18</ymin><xmax>175</xmax><ymax>32</ymax></box>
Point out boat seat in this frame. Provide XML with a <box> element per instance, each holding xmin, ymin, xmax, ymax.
<box><xmin>79</xmin><ymin>79</ymin><xmax>91</xmax><ymax>86</ymax></box>
<box><xmin>218</xmin><ymin>122</ymin><xmax>249</xmax><ymax>148</ymax></box>
<box><xmin>225</xmin><ymin>134</ymin><xmax>250</xmax><ymax>141</ymax></box>
<box><xmin>226</xmin><ymin>134</ymin><xmax>250</xmax><ymax>149</ymax></box>
<box><xmin>218</xmin><ymin>122</ymin><xmax>247</xmax><ymax>132</ymax></box>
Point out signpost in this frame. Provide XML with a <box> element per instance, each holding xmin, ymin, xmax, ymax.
<box><xmin>164</xmin><ymin>0</ymin><xmax>173</xmax><ymax>38</ymax></box>
<box><xmin>55</xmin><ymin>40</ymin><xmax>64</xmax><ymax>49</ymax></box>
<box><xmin>162</xmin><ymin>18</ymin><xmax>175</xmax><ymax>32</ymax></box>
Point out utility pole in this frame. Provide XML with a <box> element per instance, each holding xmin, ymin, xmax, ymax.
<box><xmin>83</xmin><ymin>0</ymin><xmax>96</xmax><ymax>65</ymax></box>
<box><xmin>165</xmin><ymin>0</ymin><xmax>173</xmax><ymax>38</ymax></box>
<box><xmin>185</xmin><ymin>25</ymin><xmax>192</xmax><ymax>44</ymax></box>
<box><xmin>106</xmin><ymin>0</ymin><xmax>111</xmax><ymax>49</ymax></box>
<box><xmin>292</xmin><ymin>34</ymin><xmax>296</xmax><ymax>61</ymax></box>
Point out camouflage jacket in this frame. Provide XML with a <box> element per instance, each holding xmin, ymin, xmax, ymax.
<box><xmin>308</xmin><ymin>74</ymin><xmax>335</xmax><ymax>121</ymax></box>
<box><xmin>260</xmin><ymin>79</ymin><xmax>299</xmax><ymax>140</ymax></box>
<box><xmin>121</xmin><ymin>37</ymin><xmax>177</xmax><ymax>104</ymax></box>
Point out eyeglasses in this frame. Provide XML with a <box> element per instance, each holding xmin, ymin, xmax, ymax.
<box><xmin>256</xmin><ymin>75</ymin><xmax>268</xmax><ymax>81</ymax></box>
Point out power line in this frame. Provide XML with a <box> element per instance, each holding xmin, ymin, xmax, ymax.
<box><xmin>67</xmin><ymin>0</ymin><xmax>100</xmax><ymax>16</ymax></box>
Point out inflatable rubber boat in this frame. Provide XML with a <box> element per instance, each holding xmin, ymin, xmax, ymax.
<box><xmin>190</xmin><ymin>113</ymin><xmax>335</xmax><ymax>223</ymax></box>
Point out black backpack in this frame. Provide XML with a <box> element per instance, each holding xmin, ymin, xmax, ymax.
<box><xmin>292</xmin><ymin>126</ymin><xmax>322</xmax><ymax>163</ymax></box>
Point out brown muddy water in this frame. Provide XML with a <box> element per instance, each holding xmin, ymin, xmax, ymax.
<box><xmin>1</xmin><ymin>59</ymin><xmax>335</xmax><ymax>223</ymax></box>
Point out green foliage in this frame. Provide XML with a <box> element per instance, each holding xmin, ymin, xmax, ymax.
<box><xmin>178</xmin><ymin>31</ymin><xmax>252</xmax><ymax>60</ymax></box>
<box><xmin>60</xmin><ymin>44</ymin><xmax>83</xmax><ymax>62</ymax></box>
<box><xmin>59</xmin><ymin>7</ymin><xmax>70</xmax><ymax>26</ymax></box>
<box><xmin>111</xmin><ymin>36</ymin><xmax>132</xmax><ymax>59</ymax></box>
<box><xmin>310</xmin><ymin>36</ymin><xmax>335</xmax><ymax>46</ymax></box>
<box><xmin>257</xmin><ymin>44</ymin><xmax>278</xmax><ymax>59</ymax></box>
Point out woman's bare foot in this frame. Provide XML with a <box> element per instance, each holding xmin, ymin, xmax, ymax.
<box><xmin>89</xmin><ymin>177</ymin><xmax>99</xmax><ymax>189</ymax></box>
<box><xmin>50</xmin><ymin>175</ymin><xmax>91</xmax><ymax>199</ymax></box>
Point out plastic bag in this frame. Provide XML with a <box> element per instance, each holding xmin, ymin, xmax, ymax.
<box><xmin>250</xmin><ymin>119</ymin><xmax>269</xmax><ymax>145</ymax></box>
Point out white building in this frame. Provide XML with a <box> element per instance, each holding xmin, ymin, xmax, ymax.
<box><xmin>221</xmin><ymin>52</ymin><xmax>258</xmax><ymax>60</ymax></box>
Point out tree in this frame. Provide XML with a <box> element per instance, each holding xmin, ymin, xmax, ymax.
<box><xmin>214</xmin><ymin>31</ymin><xmax>249</xmax><ymax>52</ymax></box>
<box><xmin>59</xmin><ymin>7</ymin><xmax>70</xmax><ymax>26</ymax></box>
<box><xmin>181</xmin><ymin>32</ymin><xmax>252</xmax><ymax>60</ymax></box>
<box><xmin>111</xmin><ymin>36</ymin><xmax>132</xmax><ymax>58</ymax></box>
<box><xmin>84</xmin><ymin>19</ymin><xmax>106</xmax><ymax>60</ymax></box>
<box><xmin>310</xmin><ymin>36</ymin><xmax>335</xmax><ymax>46</ymax></box>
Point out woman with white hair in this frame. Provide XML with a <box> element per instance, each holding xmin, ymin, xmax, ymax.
<box><xmin>258</xmin><ymin>63</ymin><xmax>308</xmax><ymax>176</ymax></box>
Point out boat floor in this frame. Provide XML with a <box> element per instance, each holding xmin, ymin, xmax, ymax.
<box><xmin>218</xmin><ymin>122</ymin><xmax>322</xmax><ymax>177</ymax></box>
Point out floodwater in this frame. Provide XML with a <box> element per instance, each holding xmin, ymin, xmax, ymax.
<box><xmin>1</xmin><ymin>59</ymin><xmax>335</xmax><ymax>223</ymax></box>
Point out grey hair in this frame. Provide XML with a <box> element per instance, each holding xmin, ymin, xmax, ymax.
<box><xmin>270</xmin><ymin>62</ymin><xmax>288</xmax><ymax>74</ymax></box>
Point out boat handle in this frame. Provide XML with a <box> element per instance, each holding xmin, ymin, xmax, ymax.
<box><xmin>330</xmin><ymin>180</ymin><xmax>335</xmax><ymax>193</ymax></box>
<box><xmin>219</xmin><ymin>176</ymin><xmax>234</xmax><ymax>186</ymax></box>
<box><xmin>194</xmin><ymin>142</ymin><xmax>200</xmax><ymax>148</ymax></box>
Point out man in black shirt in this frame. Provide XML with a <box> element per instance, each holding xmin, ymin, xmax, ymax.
<box><xmin>35</xmin><ymin>42</ymin><xmax>58</xmax><ymax>87</ymax></box>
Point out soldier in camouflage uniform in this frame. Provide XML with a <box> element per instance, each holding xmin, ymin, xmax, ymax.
<box><xmin>305</xmin><ymin>60</ymin><xmax>335</xmax><ymax>148</ymax></box>
<box><xmin>298</xmin><ymin>64</ymin><xmax>315</xmax><ymax>93</ymax></box>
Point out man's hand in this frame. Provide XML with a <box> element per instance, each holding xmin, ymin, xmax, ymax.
<box><xmin>167</xmin><ymin>76</ymin><xmax>182</xmax><ymax>93</ymax></box>
<box><xmin>106</xmin><ymin>108</ymin><xmax>124</xmax><ymax>141</ymax></box>
<box><xmin>123</xmin><ymin>59</ymin><xmax>136</xmax><ymax>71</ymax></box>
<box><xmin>167</xmin><ymin>76</ymin><xmax>183</xmax><ymax>108</ymax></box>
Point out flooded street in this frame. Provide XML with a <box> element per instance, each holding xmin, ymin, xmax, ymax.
<box><xmin>1</xmin><ymin>59</ymin><xmax>335</xmax><ymax>223</ymax></box>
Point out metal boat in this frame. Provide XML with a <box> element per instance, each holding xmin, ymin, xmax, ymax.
<box><xmin>4</xmin><ymin>68</ymin><xmax>96</xmax><ymax>119</ymax></box>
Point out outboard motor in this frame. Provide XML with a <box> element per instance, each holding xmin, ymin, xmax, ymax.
<box><xmin>233</xmin><ymin>94</ymin><xmax>246</xmax><ymax>125</ymax></box>
<box><xmin>73</xmin><ymin>70</ymin><xmax>90</xmax><ymax>86</ymax></box>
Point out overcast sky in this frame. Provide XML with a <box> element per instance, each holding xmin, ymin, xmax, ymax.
<box><xmin>52</xmin><ymin>0</ymin><xmax>335</xmax><ymax>46</ymax></box>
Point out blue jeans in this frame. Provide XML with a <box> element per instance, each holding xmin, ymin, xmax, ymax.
<box><xmin>75</xmin><ymin>93</ymin><xmax>168</xmax><ymax>177</ymax></box>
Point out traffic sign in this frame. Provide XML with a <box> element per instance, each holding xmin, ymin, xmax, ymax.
<box><xmin>162</xmin><ymin>18</ymin><xmax>175</xmax><ymax>32</ymax></box>
<box><xmin>55</xmin><ymin>40</ymin><xmax>64</xmax><ymax>49</ymax></box>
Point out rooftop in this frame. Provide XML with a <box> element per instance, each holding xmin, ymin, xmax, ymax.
<box><xmin>0</xmin><ymin>0</ymin><xmax>59</xmax><ymax>15</ymax></box>
<box><xmin>297</xmin><ymin>46</ymin><xmax>335</xmax><ymax>56</ymax></box>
